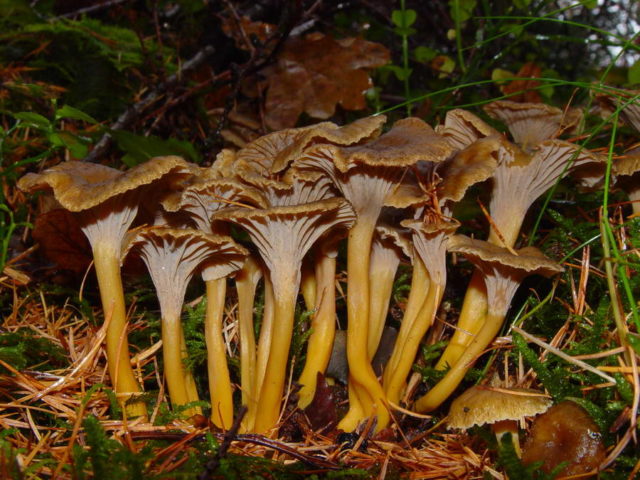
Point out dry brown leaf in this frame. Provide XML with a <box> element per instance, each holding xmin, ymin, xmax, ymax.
<box><xmin>262</xmin><ymin>33</ymin><xmax>390</xmax><ymax>130</ymax></box>
<box><xmin>32</xmin><ymin>209</ymin><xmax>92</xmax><ymax>274</ymax></box>
<box><xmin>500</xmin><ymin>62</ymin><xmax>542</xmax><ymax>103</ymax></box>
<box><xmin>221</xmin><ymin>15</ymin><xmax>276</xmax><ymax>50</ymax></box>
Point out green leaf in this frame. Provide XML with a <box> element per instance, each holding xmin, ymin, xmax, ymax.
<box><xmin>391</xmin><ymin>9</ymin><xmax>417</xmax><ymax>28</ymax></box>
<box><xmin>55</xmin><ymin>105</ymin><xmax>98</xmax><ymax>124</ymax></box>
<box><xmin>628</xmin><ymin>59</ymin><xmax>640</xmax><ymax>85</ymax></box>
<box><xmin>110</xmin><ymin>130</ymin><xmax>201</xmax><ymax>167</ymax></box>
<box><xmin>449</xmin><ymin>0</ymin><xmax>477</xmax><ymax>24</ymax></box>
<box><xmin>383</xmin><ymin>65</ymin><xmax>412</xmax><ymax>81</ymax></box>
<box><xmin>413</xmin><ymin>46</ymin><xmax>438</xmax><ymax>63</ymax></box>
<box><xmin>579</xmin><ymin>0</ymin><xmax>597</xmax><ymax>7</ymax></box>
<box><xmin>47</xmin><ymin>131</ymin><xmax>90</xmax><ymax>159</ymax></box>
<box><xmin>13</xmin><ymin>112</ymin><xmax>52</xmax><ymax>131</ymax></box>
<box><xmin>513</xmin><ymin>0</ymin><xmax>532</xmax><ymax>8</ymax></box>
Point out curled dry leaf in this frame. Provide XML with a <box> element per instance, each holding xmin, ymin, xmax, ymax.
<box><xmin>261</xmin><ymin>32</ymin><xmax>390</xmax><ymax>130</ymax></box>
<box><xmin>32</xmin><ymin>209</ymin><xmax>92</xmax><ymax>275</ymax></box>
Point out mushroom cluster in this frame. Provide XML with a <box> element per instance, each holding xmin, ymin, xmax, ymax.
<box><xmin>20</xmin><ymin>100</ymin><xmax>604</xmax><ymax>435</ymax></box>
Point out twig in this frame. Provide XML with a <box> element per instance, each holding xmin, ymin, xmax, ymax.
<box><xmin>511</xmin><ymin>325</ymin><xmax>617</xmax><ymax>384</ymax></box>
<box><xmin>54</xmin><ymin>0</ymin><xmax>132</xmax><ymax>19</ymax></box>
<box><xmin>199</xmin><ymin>406</ymin><xmax>246</xmax><ymax>480</ymax></box>
<box><xmin>84</xmin><ymin>45</ymin><xmax>216</xmax><ymax>163</ymax></box>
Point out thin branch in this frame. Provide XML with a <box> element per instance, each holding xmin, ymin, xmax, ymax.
<box><xmin>84</xmin><ymin>45</ymin><xmax>215</xmax><ymax>163</ymax></box>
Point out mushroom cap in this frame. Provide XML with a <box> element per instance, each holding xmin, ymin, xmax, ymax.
<box><xmin>483</xmin><ymin>100</ymin><xmax>582</xmax><ymax>151</ymax></box>
<box><xmin>375</xmin><ymin>223</ymin><xmax>413</xmax><ymax>260</ymax></box>
<box><xmin>313</xmin><ymin>117</ymin><xmax>455</xmax><ymax>173</ymax></box>
<box><xmin>448</xmin><ymin>385</ymin><xmax>552</xmax><ymax>429</ymax></box>
<box><xmin>447</xmin><ymin>235</ymin><xmax>564</xmax><ymax>277</ymax></box>
<box><xmin>235</xmin><ymin>115</ymin><xmax>386</xmax><ymax>183</ymax></box>
<box><xmin>595</xmin><ymin>89</ymin><xmax>640</xmax><ymax>133</ymax></box>
<box><xmin>435</xmin><ymin>109</ymin><xmax>500</xmax><ymax>150</ymax></box>
<box><xmin>437</xmin><ymin>136</ymin><xmax>502</xmax><ymax>203</ymax></box>
<box><xmin>17</xmin><ymin>156</ymin><xmax>194</xmax><ymax>212</ymax></box>
<box><xmin>614</xmin><ymin>149</ymin><xmax>640</xmax><ymax>177</ymax></box>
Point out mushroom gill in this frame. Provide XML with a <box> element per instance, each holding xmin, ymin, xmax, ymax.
<box><xmin>483</xmin><ymin>100</ymin><xmax>583</xmax><ymax>153</ymax></box>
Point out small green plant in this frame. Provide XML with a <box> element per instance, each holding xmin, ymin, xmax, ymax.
<box><xmin>72</xmin><ymin>415</ymin><xmax>153</xmax><ymax>480</ymax></box>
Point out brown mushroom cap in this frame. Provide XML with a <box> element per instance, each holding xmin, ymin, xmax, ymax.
<box><xmin>596</xmin><ymin>89</ymin><xmax>640</xmax><ymax>133</ymax></box>
<box><xmin>435</xmin><ymin>108</ymin><xmax>500</xmax><ymax>150</ymax></box>
<box><xmin>483</xmin><ymin>101</ymin><xmax>583</xmax><ymax>152</ymax></box>
<box><xmin>437</xmin><ymin>136</ymin><xmax>502</xmax><ymax>204</ymax></box>
<box><xmin>448</xmin><ymin>235</ymin><xmax>564</xmax><ymax>276</ymax></box>
<box><xmin>161</xmin><ymin>176</ymin><xmax>266</xmax><ymax>233</ymax></box>
<box><xmin>233</xmin><ymin>115</ymin><xmax>386</xmax><ymax>185</ymax></box>
<box><xmin>448</xmin><ymin>234</ymin><xmax>563</xmax><ymax>316</ymax></box>
<box><xmin>18</xmin><ymin>156</ymin><xmax>194</xmax><ymax>211</ymax></box>
<box><xmin>448</xmin><ymin>385</ymin><xmax>552</xmax><ymax>429</ymax></box>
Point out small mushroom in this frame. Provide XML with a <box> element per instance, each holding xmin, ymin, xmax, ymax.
<box><xmin>522</xmin><ymin>400</ymin><xmax>607</xmax><ymax>476</ymax></box>
<box><xmin>123</xmin><ymin>227</ymin><xmax>247</xmax><ymax>419</ymax></box>
<box><xmin>447</xmin><ymin>384</ymin><xmax>552</xmax><ymax>457</ymax></box>
<box><xmin>436</xmin><ymin>138</ymin><xmax>601</xmax><ymax>372</ymax></box>
<box><xmin>414</xmin><ymin>235</ymin><xmax>563</xmax><ymax>412</ymax></box>
<box><xmin>383</xmin><ymin>216</ymin><xmax>459</xmax><ymax>406</ymax></box>
<box><xmin>17</xmin><ymin>156</ymin><xmax>193</xmax><ymax>418</ymax></box>
<box><xmin>483</xmin><ymin>100</ymin><xmax>582</xmax><ymax>153</ymax></box>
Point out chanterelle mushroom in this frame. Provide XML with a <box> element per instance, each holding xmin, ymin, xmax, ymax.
<box><xmin>436</xmin><ymin>137</ymin><xmax>601</xmax><ymax>372</ymax></box>
<box><xmin>483</xmin><ymin>100</ymin><xmax>582</xmax><ymax>153</ymax></box>
<box><xmin>18</xmin><ymin>156</ymin><xmax>193</xmax><ymax>418</ymax></box>
<box><xmin>448</xmin><ymin>384</ymin><xmax>552</xmax><ymax>457</ymax></box>
<box><xmin>415</xmin><ymin>235</ymin><xmax>563</xmax><ymax>412</ymax></box>
<box><xmin>123</xmin><ymin>226</ymin><xmax>247</xmax><ymax>419</ymax></box>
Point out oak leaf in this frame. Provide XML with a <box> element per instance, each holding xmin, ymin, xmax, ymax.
<box><xmin>262</xmin><ymin>32</ymin><xmax>390</xmax><ymax>130</ymax></box>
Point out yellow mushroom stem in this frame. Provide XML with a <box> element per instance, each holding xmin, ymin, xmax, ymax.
<box><xmin>384</xmin><ymin>282</ymin><xmax>443</xmax><ymax>406</ymax></box>
<box><xmin>492</xmin><ymin>419</ymin><xmax>522</xmax><ymax>457</ymax></box>
<box><xmin>338</xmin><ymin>219</ymin><xmax>390</xmax><ymax>432</ymax></box>
<box><xmin>435</xmin><ymin>271</ymin><xmax>487</xmax><ymax>370</ymax></box>
<box><xmin>253</xmin><ymin>275</ymin><xmax>275</xmax><ymax>405</ymax></box>
<box><xmin>414</xmin><ymin>309</ymin><xmax>504</xmax><ymax>413</ymax></box>
<box><xmin>383</xmin><ymin>257</ymin><xmax>430</xmax><ymax>386</ymax></box>
<box><xmin>297</xmin><ymin>252</ymin><xmax>337</xmax><ymax>409</ymax></box>
<box><xmin>181</xmin><ymin>330</ymin><xmax>201</xmax><ymax>411</ymax></box>
<box><xmin>435</xmin><ymin>221</ymin><xmax>520</xmax><ymax>371</ymax></box>
<box><xmin>253</xmin><ymin>273</ymin><xmax>299</xmax><ymax>434</ymax></box>
<box><xmin>367</xmin><ymin>256</ymin><xmax>399</xmax><ymax>361</ymax></box>
<box><xmin>92</xmin><ymin>242</ymin><xmax>147</xmax><ymax>419</ymax></box>
<box><xmin>204</xmin><ymin>278</ymin><xmax>233</xmax><ymax>429</ymax></box>
<box><xmin>300</xmin><ymin>257</ymin><xmax>317</xmax><ymax>312</ymax></box>
<box><xmin>161</xmin><ymin>309</ymin><xmax>201</xmax><ymax>418</ymax></box>
<box><xmin>236</xmin><ymin>257</ymin><xmax>261</xmax><ymax>431</ymax></box>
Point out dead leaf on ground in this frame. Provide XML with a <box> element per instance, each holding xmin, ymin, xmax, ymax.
<box><xmin>32</xmin><ymin>209</ymin><xmax>92</xmax><ymax>274</ymax></box>
<box><xmin>500</xmin><ymin>62</ymin><xmax>543</xmax><ymax>103</ymax></box>
<box><xmin>260</xmin><ymin>32</ymin><xmax>390</xmax><ymax>130</ymax></box>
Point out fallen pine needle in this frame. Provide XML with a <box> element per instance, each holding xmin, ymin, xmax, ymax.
<box><xmin>511</xmin><ymin>326</ymin><xmax>617</xmax><ymax>384</ymax></box>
